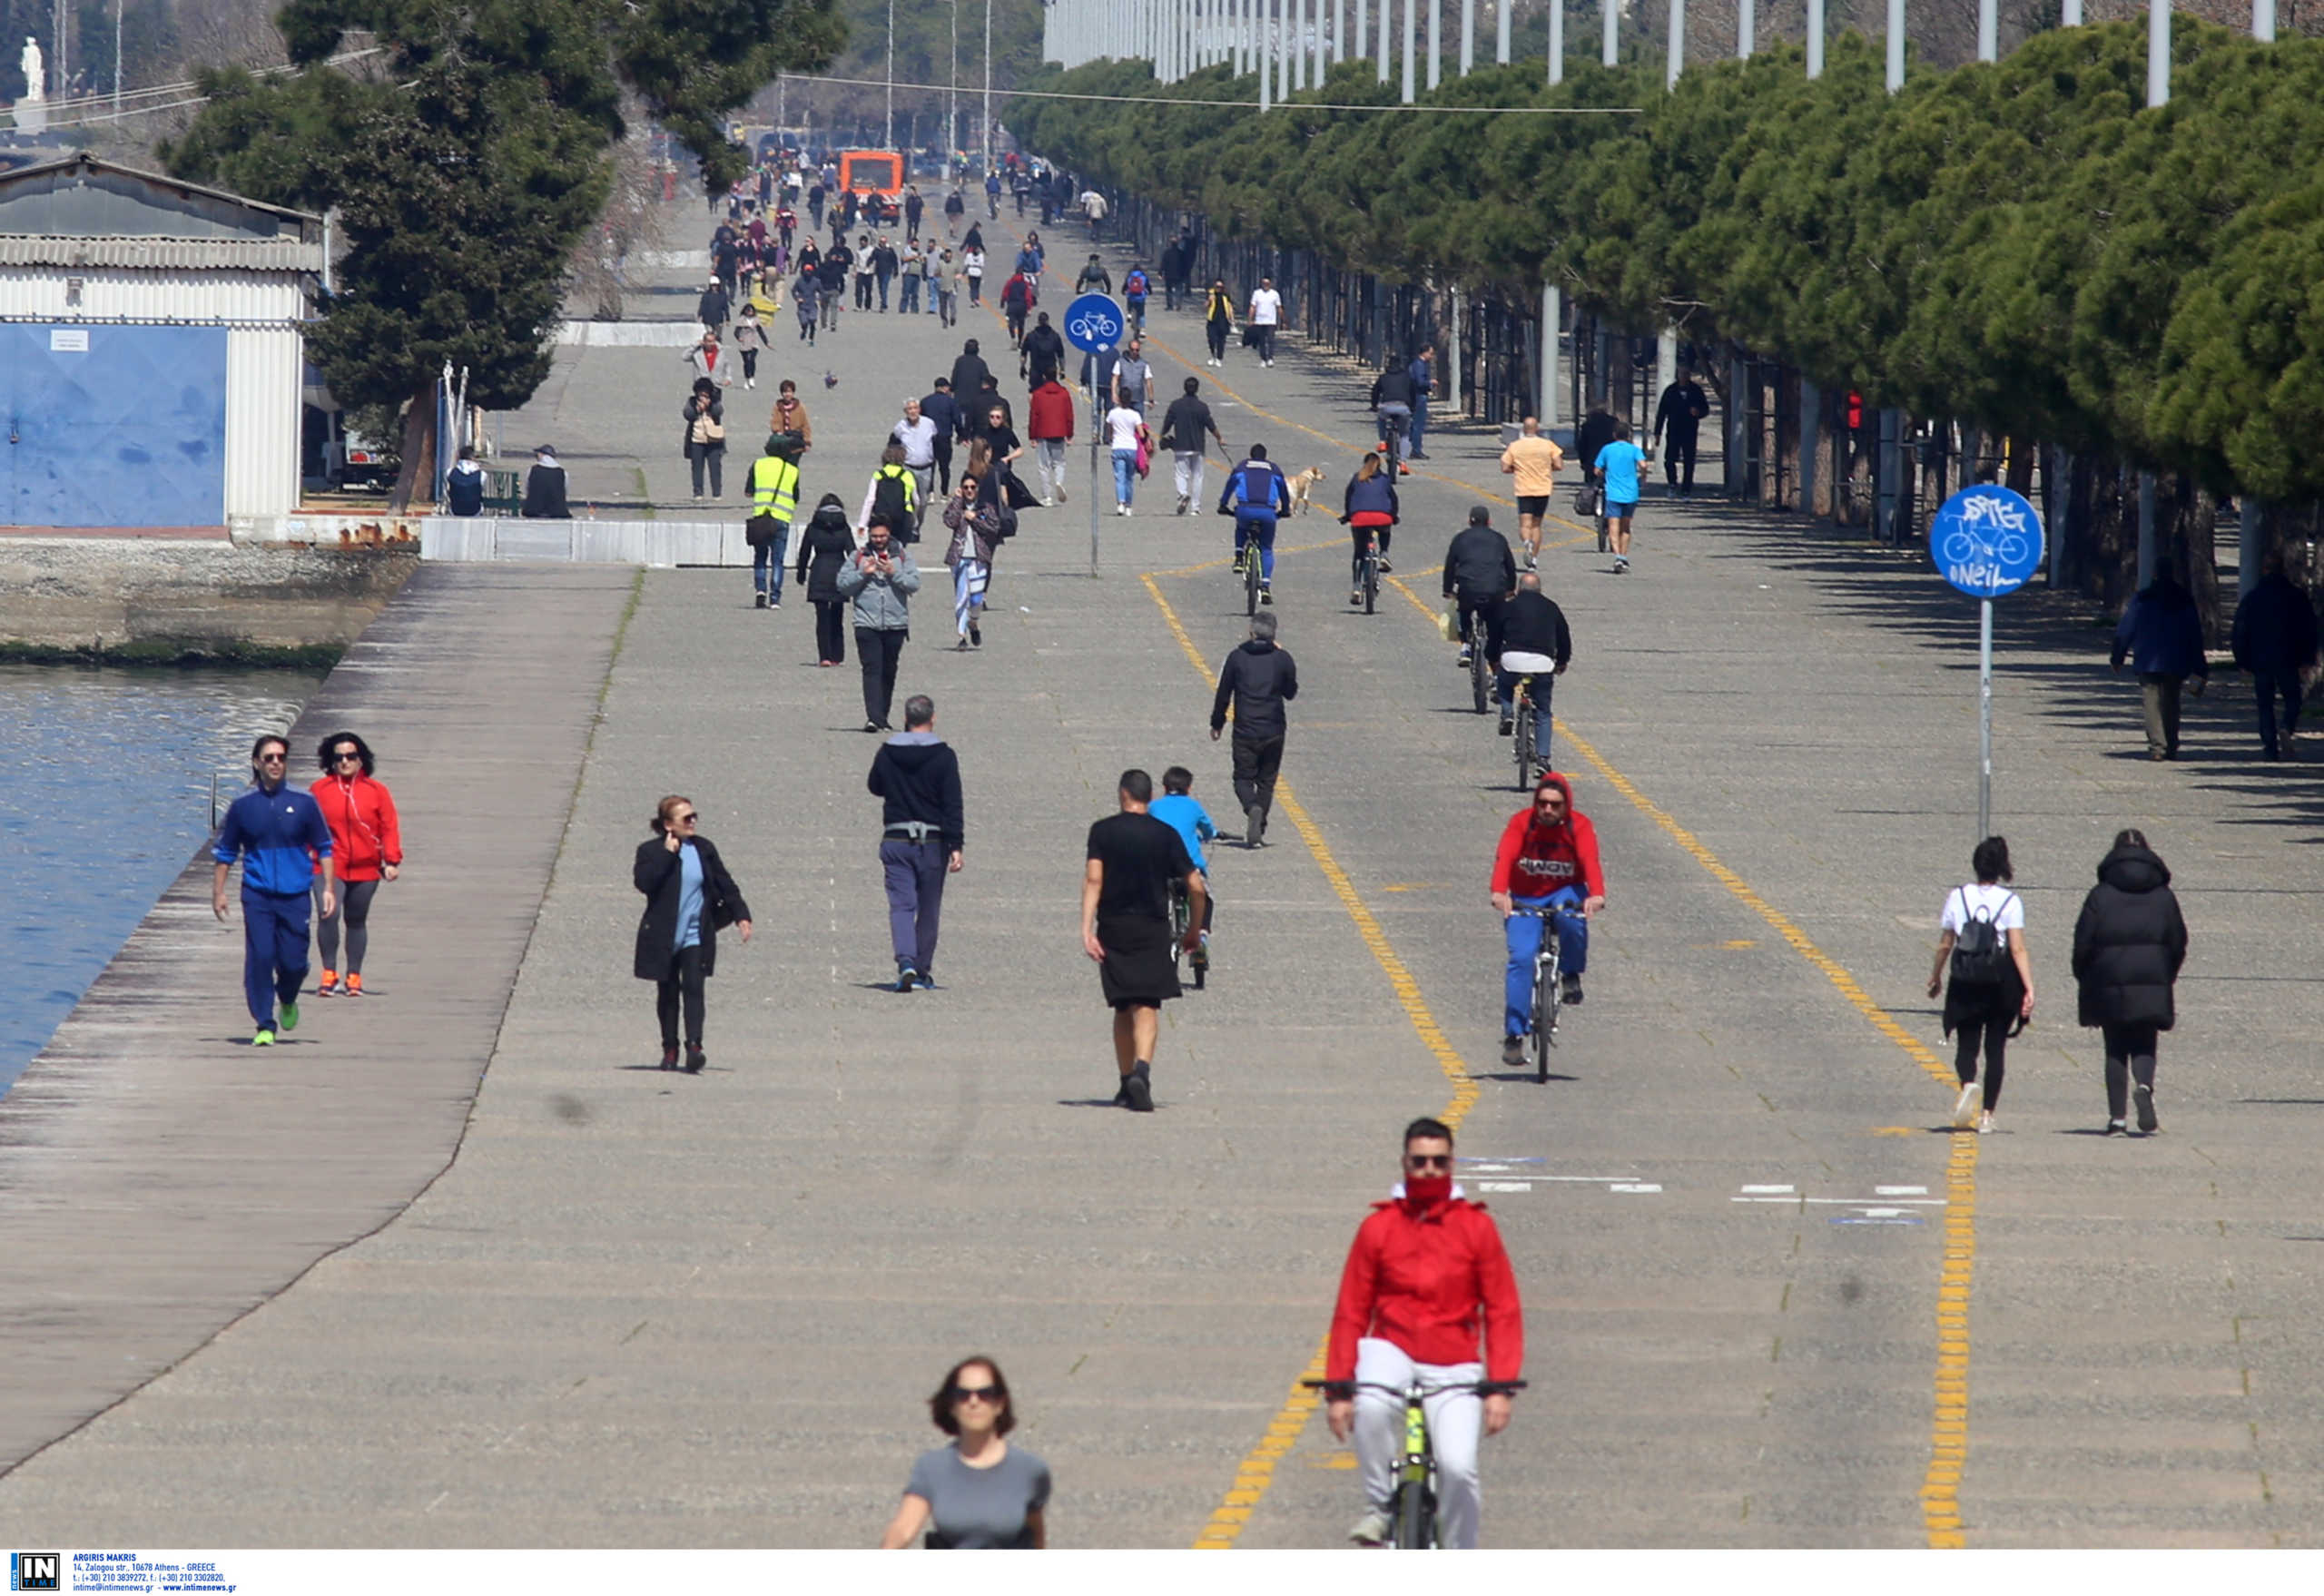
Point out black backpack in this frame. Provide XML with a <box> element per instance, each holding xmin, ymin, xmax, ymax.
<box><xmin>872</xmin><ymin>468</ymin><xmax>911</xmax><ymax>531</ymax></box>
<box><xmin>1948</xmin><ymin>888</ymin><xmax>2017</xmax><ymax>988</ymax></box>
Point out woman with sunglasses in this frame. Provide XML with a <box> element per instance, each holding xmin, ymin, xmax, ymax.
<box><xmin>881</xmin><ymin>1356</ymin><xmax>1049</xmax><ymax>1549</ymax></box>
<box><xmin>309</xmin><ymin>732</ymin><xmax>402</xmax><ymax>997</ymax></box>
<box><xmin>632</xmin><ymin>795</ymin><xmax>753</xmax><ymax>1073</ymax></box>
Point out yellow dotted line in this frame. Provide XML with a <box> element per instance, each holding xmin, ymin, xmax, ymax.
<box><xmin>1382</xmin><ymin>567</ymin><xmax>1978</xmax><ymax>1548</ymax></box>
<box><xmin>1138</xmin><ymin>570</ymin><xmax>1479</xmax><ymax>1550</ymax></box>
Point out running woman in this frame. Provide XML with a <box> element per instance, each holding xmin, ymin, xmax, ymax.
<box><xmin>310</xmin><ymin>732</ymin><xmax>401</xmax><ymax>997</ymax></box>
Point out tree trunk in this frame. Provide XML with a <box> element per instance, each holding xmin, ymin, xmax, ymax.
<box><xmin>2004</xmin><ymin>435</ymin><xmax>2036</xmax><ymax>497</ymax></box>
<box><xmin>2169</xmin><ymin>474</ymin><xmax>2221</xmax><ymax>644</ymax></box>
<box><xmin>389</xmin><ymin>385</ymin><xmax>435</xmax><ymax>514</ymax></box>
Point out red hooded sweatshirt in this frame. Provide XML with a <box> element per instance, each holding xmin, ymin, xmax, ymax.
<box><xmin>310</xmin><ymin>772</ymin><xmax>403</xmax><ymax>882</ymax></box>
<box><xmin>1489</xmin><ymin>770</ymin><xmax>1602</xmax><ymax>900</ymax></box>
<box><xmin>1327</xmin><ymin>1187</ymin><xmax>1524</xmax><ymax>1382</ymax></box>
<box><xmin>1027</xmin><ymin>379</ymin><xmax>1076</xmax><ymax>442</ymax></box>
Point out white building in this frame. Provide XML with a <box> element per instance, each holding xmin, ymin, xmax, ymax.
<box><xmin>0</xmin><ymin>153</ymin><xmax>322</xmax><ymax>530</ymax></box>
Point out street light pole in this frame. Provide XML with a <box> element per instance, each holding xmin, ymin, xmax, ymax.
<box><xmin>885</xmin><ymin>0</ymin><xmax>896</xmax><ymax>150</ymax></box>
<box><xmin>983</xmin><ymin>0</ymin><xmax>994</xmax><ymax>176</ymax></box>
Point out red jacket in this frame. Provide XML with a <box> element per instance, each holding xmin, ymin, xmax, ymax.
<box><xmin>310</xmin><ymin>773</ymin><xmax>402</xmax><ymax>882</ymax></box>
<box><xmin>1326</xmin><ymin>1190</ymin><xmax>1524</xmax><ymax>1383</ymax></box>
<box><xmin>1027</xmin><ymin>380</ymin><xmax>1075</xmax><ymax>442</ymax></box>
<box><xmin>1489</xmin><ymin>771</ymin><xmax>1601</xmax><ymax>899</ymax></box>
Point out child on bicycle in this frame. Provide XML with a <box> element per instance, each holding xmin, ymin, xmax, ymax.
<box><xmin>1488</xmin><ymin>771</ymin><xmax>1604</xmax><ymax>1068</ymax></box>
<box><xmin>1148</xmin><ymin>766</ymin><xmax>1216</xmax><ymax>970</ymax></box>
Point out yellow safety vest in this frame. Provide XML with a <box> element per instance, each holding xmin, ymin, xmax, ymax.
<box><xmin>873</xmin><ymin>462</ymin><xmax>919</xmax><ymax>517</ymax></box>
<box><xmin>750</xmin><ymin>453</ymin><xmax>801</xmax><ymax>522</ymax></box>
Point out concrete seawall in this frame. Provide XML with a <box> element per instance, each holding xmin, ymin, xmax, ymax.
<box><xmin>0</xmin><ymin>538</ymin><xmax>418</xmax><ymax>664</ymax></box>
<box><xmin>0</xmin><ymin>561</ymin><xmax>634</xmax><ymax>1475</ymax></box>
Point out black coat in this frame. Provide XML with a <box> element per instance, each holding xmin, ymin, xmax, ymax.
<box><xmin>794</xmin><ymin>501</ymin><xmax>859</xmax><ymax>602</ymax></box>
<box><xmin>2072</xmin><ymin>843</ymin><xmax>2188</xmax><ymax>1030</ymax></box>
<box><xmin>2230</xmin><ymin>572</ymin><xmax>2321</xmax><ymax>675</ymax></box>
<box><xmin>633</xmin><ymin>833</ymin><xmax>751</xmax><ymax>981</ymax></box>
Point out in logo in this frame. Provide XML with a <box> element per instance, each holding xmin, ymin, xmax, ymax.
<box><xmin>11</xmin><ymin>1553</ymin><xmax>59</xmax><ymax>1591</ymax></box>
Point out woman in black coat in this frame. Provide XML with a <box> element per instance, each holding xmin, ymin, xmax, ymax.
<box><xmin>794</xmin><ymin>491</ymin><xmax>860</xmax><ymax>667</ymax></box>
<box><xmin>634</xmin><ymin>794</ymin><xmax>753</xmax><ymax>1073</ymax></box>
<box><xmin>2071</xmin><ymin>827</ymin><xmax>2189</xmax><ymax>1135</ymax></box>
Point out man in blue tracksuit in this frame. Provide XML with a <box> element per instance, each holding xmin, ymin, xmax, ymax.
<box><xmin>212</xmin><ymin>733</ymin><xmax>336</xmax><ymax>1045</ymax></box>
<box><xmin>1218</xmin><ymin>443</ymin><xmax>1294</xmax><ymax>605</ymax></box>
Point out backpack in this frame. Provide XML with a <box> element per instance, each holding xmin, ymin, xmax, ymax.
<box><xmin>1126</xmin><ymin>270</ymin><xmax>1149</xmax><ymax>298</ymax></box>
<box><xmin>1947</xmin><ymin>888</ymin><xmax>2017</xmax><ymax>988</ymax></box>
<box><xmin>872</xmin><ymin>468</ymin><xmax>911</xmax><ymax>531</ymax></box>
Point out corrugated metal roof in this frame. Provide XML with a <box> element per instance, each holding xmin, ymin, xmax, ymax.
<box><xmin>0</xmin><ymin>154</ymin><xmax>322</xmax><ymax>241</ymax></box>
<box><xmin>0</xmin><ymin>235</ymin><xmax>322</xmax><ymax>271</ymax></box>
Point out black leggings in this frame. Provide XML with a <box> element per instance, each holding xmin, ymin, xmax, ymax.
<box><xmin>656</xmin><ymin>944</ymin><xmax>706</xmax><ymax>1049</ymax></box>
<box><xmin>1952</xmin><ymin>1017</ymin><xmax>2009</xmax><ymax>1111</ymax></box>
<box><xmin>814</xmin><ymin>599</ymin><xmax>848</xmax><ymax>664</ymax></box>
<box><xmin>2102</xmin><ymin>1022</ymin><xmax>2160</xmax><ymax>1123</ymax></box>
<box><xmin>314</xmin><ymin>878</ymin><xmax>380</xmax><ymax>975</ymax></box>
<box><xmin>1207</xmin><ymin>321</ymin><xmax>1229</xmax><ymax>360</ymax></box>
<box><xmin>1349</xmin><ymin>522</ymin><xmax>1393</xmax><ymax>580</ymax></box>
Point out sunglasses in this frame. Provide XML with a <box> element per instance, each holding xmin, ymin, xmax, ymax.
<box><xmin>257</xmin><ymin>752</ymin><xmax>287</xmax><ymax>763</ymax></box>
<box><xmin>1536</xmin><ymin>796</ymin><xmax>1567</xmax><ymax>809</ymax></box>
<box><xmin>674</xmin><ymin>813</ymin><xmax>698</xmax><ymax>824</ymax></box>
<box><xmin>332</xmin><ymin>751</ymin><xmax>362</xmax><ymax>764</ymax></box>
<box><xmin>1403</xmin><ymin>1153</ymin><xmax>1452</xmax><ymax>1170</ymax></box>
<box><xmin>950</xmin><ymin>1384</ymin><xmax>1002</xmax><ymax>1404</ymax></box>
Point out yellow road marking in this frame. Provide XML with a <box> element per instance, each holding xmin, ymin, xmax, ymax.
<box><xmin>1139</xmin><ymin>570</ymin><xmax>1479</xmax><ymax>1550</ymax></box>
<box><xmin>1380</xmin><ymin>568</ymin><xmax>1980</xmax><ymax>1548</ymax></box>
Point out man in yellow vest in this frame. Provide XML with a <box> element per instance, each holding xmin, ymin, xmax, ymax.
<box><xmin>749</xmin><ymin>433</ymin><xmax>803</xmax><ymax>609</ymax></box>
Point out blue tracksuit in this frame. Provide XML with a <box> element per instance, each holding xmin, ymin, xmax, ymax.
<box><xmin>1218</xmin><ymin>460</ymin><xmax>1292</xmax><ymax>579</ymax></box>
<box><xmin>214</xmin><ymin>780</ymin><xmax>333</xmax><ymax>1027</ymax></box>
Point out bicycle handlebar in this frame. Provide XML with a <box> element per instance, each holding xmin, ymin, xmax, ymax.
<box><xmin>1303</xmin><ymin>1378</ymin><xmax>1526</xmax><ymax>1399</ymax></box>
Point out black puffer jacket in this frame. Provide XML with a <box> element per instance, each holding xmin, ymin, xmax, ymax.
<box><xmin>793</xmin><ymin>496</ymin><xmax>858</xmax><ymax>603</ymax></box>
<box><xmin>2072</xmin><ymin>842</ymin><xmax>2188</xmax><ymax>1030</ymax></box>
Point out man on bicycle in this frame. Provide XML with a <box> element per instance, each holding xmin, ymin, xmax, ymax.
<box><xmin>1490</xmin><ymin>771</ymin><xmax>1604</xmax><ymax>1068</ymax></box>
<box><xmin>1218</xmin><ymin>443</ymin><xmax>1292</xmax><ymax>605</ymax></box>
<box><xmin>1370</xmin><ymin>359</ymin><xmax>1419</xmax><ymax>474</ymax></box>
<box><xmin>1443</xmin><ymin>505</ymin><xmax>1517</xmax><ymax>670</ymax></box>
<box><xmin>1324</xmin><ymin>1116</ymin><xmax>1524</xmax><ymax>1550</ymax></box>
<box><xmin>1495</xmin><ymin>571</ymin><xmax>1571</xmax><ymax>753</ymax></box>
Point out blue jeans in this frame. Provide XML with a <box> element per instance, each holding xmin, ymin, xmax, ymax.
<box><xmin>1234</xmin><ymin>512</ymin><xmax>1277</xmax><ymax>580</ymax></box>
<box><xmin>1504</xmin><ymin>888</ymin><xmax>1586</xmax><ymax>1037</ymax></box>
<box><xmin>752</xmin><ymin>523</ymin><xmax>789</xmax><ymax>597</ymax></box>
<box><xmin>900</xmin><ymin>276</ymin><xmax>921</xmax><ymax>312</ymax></box>
<box><xmin>241</xmin><ymin>886</ymin><xmax>311</xmax><ymax>1028</ymax></box>
<box><xmin>1112</xmin><ymin>448</ymin><xmax>1137</xmax><ymax>505</ymax></box>
<box><xmin>1410</xmin><ymin>399</ymin><xmax>1428</xmax><ymax>455</ymax></box>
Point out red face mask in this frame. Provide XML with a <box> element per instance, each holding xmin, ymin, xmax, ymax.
<box><xmin>1403</xmin><ymin>1175</ymin><xmax>1452</xmax><ymax>1208</ymax></box>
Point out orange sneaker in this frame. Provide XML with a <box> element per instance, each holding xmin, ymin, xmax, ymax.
<box><xmin>344</xmin><ymin>972</ymin><xmax>364</xmax><ymax>997</ymax></box>
<box><xmin>318</xmin><ymin>970</ymin><xmax>340</xmax><ymax>995</ymax></box>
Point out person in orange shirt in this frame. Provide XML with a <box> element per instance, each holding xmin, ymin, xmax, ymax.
<box><xmin>309</xmin><ymin>732</ymin><xmax>401</xmax><ymax>996</ymax></box>
<box><xmin>1497</xmin><ymin>415</ymin><xmax>1566</xmax><ymax>569</ymax></box>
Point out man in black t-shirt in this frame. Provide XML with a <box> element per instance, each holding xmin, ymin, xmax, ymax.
<box><xmin>1081</xmin><ymin>768</ymin><xmax>1206</xmax><ymax>1113</ymax></box>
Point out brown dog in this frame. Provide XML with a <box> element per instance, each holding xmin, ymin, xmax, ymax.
<box><xmin>1285</xmin><ymin>465</ymin><xmax>1328</xmax><ymax>516</ymax></box>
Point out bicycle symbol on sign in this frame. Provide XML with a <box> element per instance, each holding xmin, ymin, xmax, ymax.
<box><xmin>1940</xmin><ymin>494</ymin><xmax>2034</xmax><ymax>570</ymax></box>
<box><xmin>1067</xmin><ymin>310</ymin><xmax>1118</xmax><ymax>347</ymax></box>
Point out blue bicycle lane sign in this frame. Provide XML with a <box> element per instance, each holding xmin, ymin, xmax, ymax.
<box><xmin>1929</xmin><ymin>486</ymin><xmax>2044</xmax><ymax>599</ymax></box>
<box><xmin>1064</xmin><ymin>292</ymin><xmax>1124</xmax><ymax>354</ymax></box>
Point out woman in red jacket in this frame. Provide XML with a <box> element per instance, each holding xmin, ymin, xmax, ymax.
<box><xmin>310</xmin><ymin>732</ymin><xmax>402</xmax><ymax>995</ymax></box>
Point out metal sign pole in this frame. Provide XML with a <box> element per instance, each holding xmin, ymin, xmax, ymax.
<box><xmin>1979</xmin><ymin>596</ymin><xmax>1994</xmax><ymax>841</ymax></box>
<box><xmin>1090</xmin><ymin>429</ymin><xmax>1102</xmax><ymax>577</ymax></box>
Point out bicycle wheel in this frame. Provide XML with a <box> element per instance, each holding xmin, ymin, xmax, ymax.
<box><xmin>1471</xmin><ymin>642</ymin><xmax>1490</xmax><ymax>715</ymax></box>
<box><xmin>1245</xmin><ymin>545</ymin><xmax>1260</xmax><ymax>616</ymax></box>
<box><xmin>1392</xmin><ymin>1479</ymin><xmax>1432</xmax><ymax>1551</ymax></box>
<box><xmin>1514</xmin><ymin>700</ymin><xmax>1535</xmax><ymax>792</ymax></box>
<box><xmin>1363</xmin><ymin>553</ymin><xmax>1378</xmax><ymax>616</ymax></box>
<box><xmin>1532</xmin><ymin>941</ymin><xmax>1561</xmax><ymax>1081</ymax></box>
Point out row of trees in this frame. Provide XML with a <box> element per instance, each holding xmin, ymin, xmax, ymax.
<box><xmin>158</xmin><ymin>0</ymin><xmax>845</xmax><ymax>507</ymax></box>
<box><xmin>1009</xmin><ymin>22</ymin><xmax>2324</xmax><ymax>515</ymax></box>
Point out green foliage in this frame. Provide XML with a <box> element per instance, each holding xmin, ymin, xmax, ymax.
<box><xmin>160</xmin><ymin>0</ymin><xmax>842</xmax><ymax>479</ymax></box>
<box><xmin>1011</xmin><ymin>22</ymin><xmax>2324</xmax><ymax>503</ymax></box>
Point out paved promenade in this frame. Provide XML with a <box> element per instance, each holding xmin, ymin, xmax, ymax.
<box><xmin>2</xmin><ymin>199</ymin><xmax>2320</xmax><ymax>1547</ymax></box>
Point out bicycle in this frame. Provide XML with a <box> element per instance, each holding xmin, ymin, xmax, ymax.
<box><xmin>1512</xmin><ymin>902</ymin><xmax>1573</xmax><ymax>1081</ymax></box>
<box><xmin>1232</xmin><ymin>517</ymin><xmax>1266</xmax><ymax>615</ymax></box>
<box><xmin>1305</xmin><ymin>1376</ymin><xmax>1528</xmax><ymax>1548</ymax></box>
<box><xmin>1470</xmin><ymin>630</ymin><xmax>1492</xmax><ymax>715</ymax></box>
<box><xmin>1170</xmin><ymin>880</ymin><xmax>1209</xmax><ymax>989</ymax></box>
<box><xmin>1354</xmin><ymin>531</ymin><xmax>1381</xmax><ymax>616</ymax></box>
<box><xmin>1510</xmin><ymin>675</ymin><xmax>1545</xmax><ymax>791</ymax></box>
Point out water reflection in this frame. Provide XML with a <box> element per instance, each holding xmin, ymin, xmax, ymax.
<box><xmin>0</xmin><ymin>664</ymin><xmax>322</xmax><ymax>1092</ymax></box>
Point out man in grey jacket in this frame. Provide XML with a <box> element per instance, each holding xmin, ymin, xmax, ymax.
<box><xmin>834</xmin><ymin>520</ymin><xmax>921</xmax><ymax>731</ymax></box>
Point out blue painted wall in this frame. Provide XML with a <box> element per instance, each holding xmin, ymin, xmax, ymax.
<box><xmin>2</xmin><ymin>325</ymin><xmax>228</xmax><ymax>527</ymax></box>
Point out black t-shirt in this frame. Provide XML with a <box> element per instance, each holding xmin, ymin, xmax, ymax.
<box><xmin>1087</xmin><ymin>812</ymin><xmax>1194</xmax><ymax>922</ymax></box>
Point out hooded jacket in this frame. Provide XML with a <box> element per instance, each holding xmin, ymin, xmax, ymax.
<box><xmin>868</xmin><ymin>732</ymin><xmax>966</xmax><ymax>851</ymax></box>
<box><xmin>1490</xmin><ymin>773</ymin><xmax>1603</xmax><ymax>899</ymax></box>
<box><xmin>1326</xmin><ymin>1185</ymin><xmax>1524</xmax><ymax>1383</ymax></box>
<box><xmin>2072</xmin><ymin>842</ymin><xmax>2188</xmax><ymax>1030</ymax></box>
<box><xmin>2111</xmin><ymin>576</ymin><xmax>2209</xmax><ymax>679</ymax></box>
<box><xmin>1027</xmin><ymin>380</ymin><xmax>1075</xmax><ymax>442</ymax></box>
<box><xmin>444</xmin><ymin>458</ymin><xmax>487</xmax><ymax>517</ymax></box>
<box><xmin>310</xmin><ymin>771</ymin><xmax>402</xmax><ymax>882</ymax></box>
<box><xmin>793</xmin><ymin>496</ymin><xmax>859</xmax><ymax>603</ymax></box>
<box><xmin>1210</xmin><ymin>637</ymin><xmax>1298</xmax><ymax>740</ymax></box>
<box><xmin>2230</xmin><ymin>571</ymin><xmax>2321</xmax><ymax>676</ymax></box>
<box><xmin>833</xmin><ymin>537</ymin><xmax>921</xmax><ymax>630</ymax></box>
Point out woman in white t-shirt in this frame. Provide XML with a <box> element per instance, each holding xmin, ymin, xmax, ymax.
<box><xmin>1926</xmin><ymin>835</ymin><xmax>2035</xmax><ymax>1134</ymax></box>
<box><xmin>1105</xmin><ymin>402</ymin><xmax>1145</xmax><ymax>515</ymax></box>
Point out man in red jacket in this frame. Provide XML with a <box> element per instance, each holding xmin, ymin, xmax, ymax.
<box><xmin>1490</xmin><ymin>769</ymin><xmax>1605</xmax><ymax>1068</ymax></box>
<box><xmin>1026</xmin><ymin>375</ymin><xmax>1076</xmax><ymax>507</ymax></box>
<box><xmin>1324</xmin><ymin>1117</ymin><xmax>1524</xmax><ymax>1548</ymax></box>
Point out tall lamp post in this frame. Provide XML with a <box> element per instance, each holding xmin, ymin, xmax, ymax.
<box><xmin>983</xmin><ymin>0</ymin><xmax>994</xmax><ymax>175</ymax></box>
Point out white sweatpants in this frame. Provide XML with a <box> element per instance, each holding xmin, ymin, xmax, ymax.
<box><xmin>1173</xmin><ymin>449</ymin><xmax>1206</xmax><ymax>503</ymax></box>
<box><xmin>1352</xmin><ymin>1336</ymin><xmax>1485</xmax><ymax>1549</ymax></box>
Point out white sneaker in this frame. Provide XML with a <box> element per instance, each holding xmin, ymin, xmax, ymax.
<box><xmin>1977</xmin><ymin>1110</ymin><xmax>1995</xmax><ymax>1135</ymax></box>
<box><xmin>1039</xmin><ymin>496</ymin><xmax>1054</xmax><ymax>507</ymax></box>
<box><xmin>1348</xmin><ymin>1509</ymin><xmax>1390</xmax><ymax>1546</ymax></box>
<box><xmin>1952</xmin><ymin>1080</ymin><xmax>1979</xmax><ymax>1130</ymax></box>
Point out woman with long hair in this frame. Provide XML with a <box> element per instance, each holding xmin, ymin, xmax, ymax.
<box><xmin>880</xmin><ymin>1356</ymin><xmax>1049</xmax><ymax>1549</ymax></box>
<box><xmin>309</xmin><ymin>731</ymin><xmax>401</xmax><ymax>998</ymax></box>
<box><xmin>1341</xmin><ymin>448</ymin><xmax>1400</xmax><ymax>606</ymax></box>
